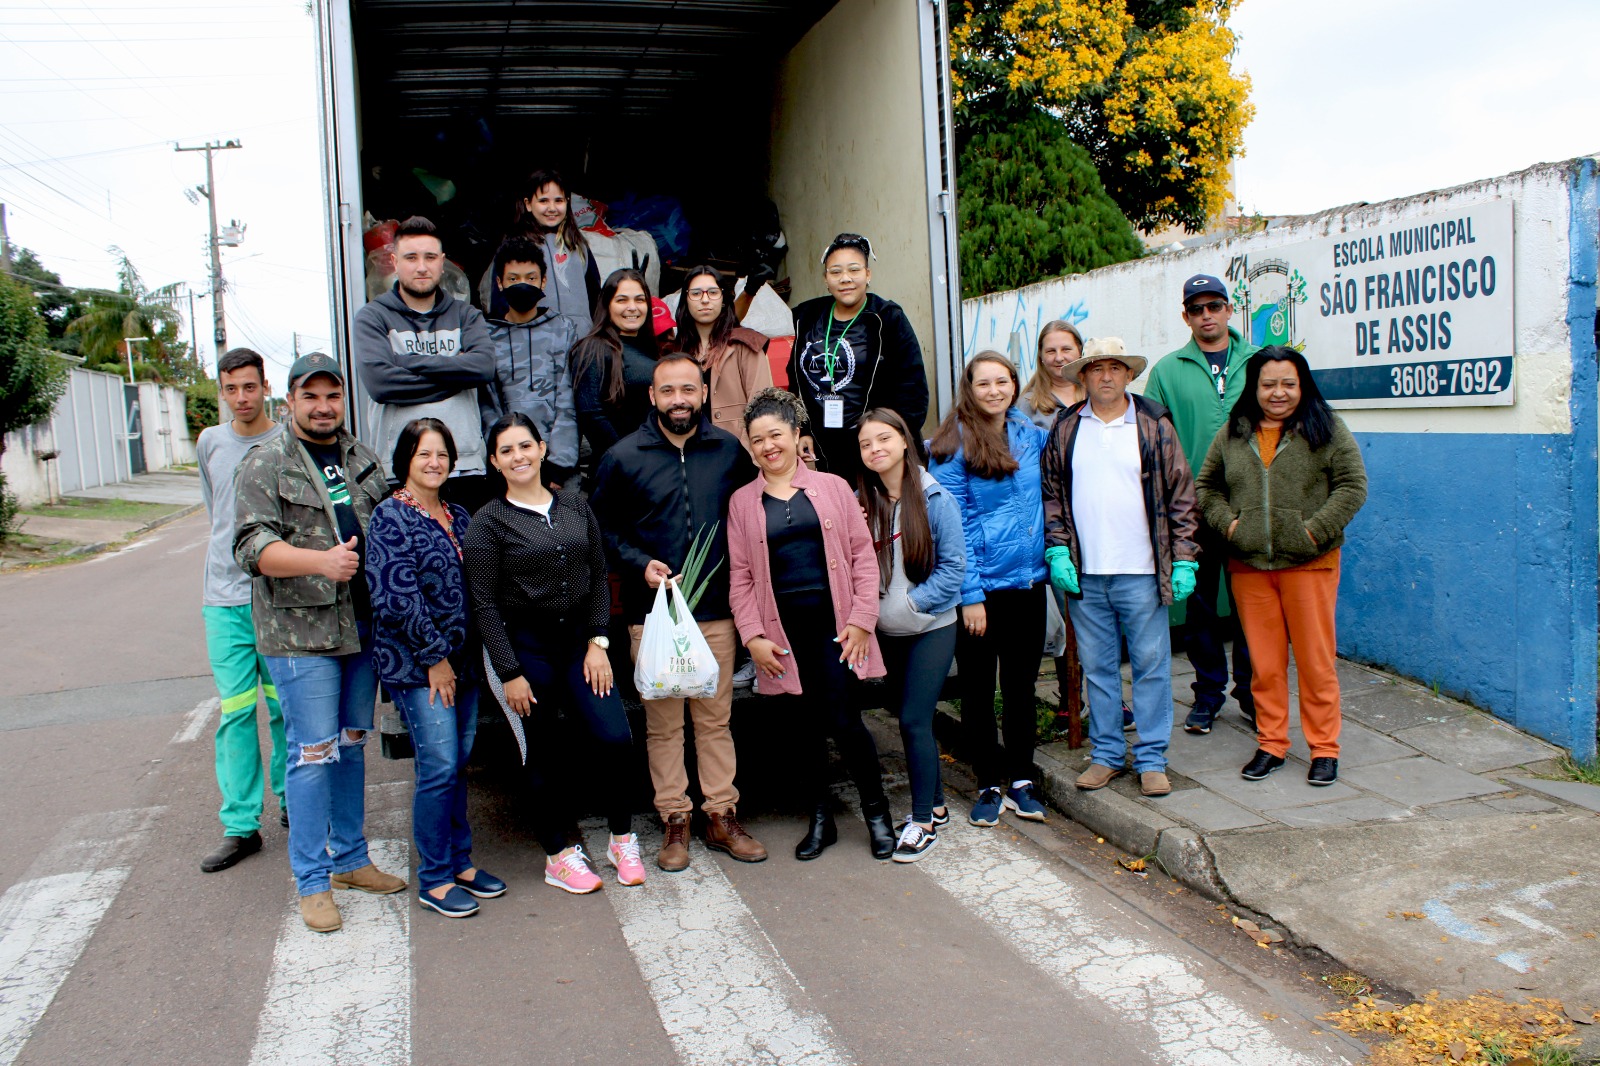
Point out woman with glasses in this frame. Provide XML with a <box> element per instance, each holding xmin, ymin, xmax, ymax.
<box><xmin>673</xmin><ymin>264</ymin><xmax>773</xmax><ymax>441</ymax></box>
<box><xmin>789</xmin><ymin>233</ymin><xmax>929</xmax><ymax>483</ymax></box>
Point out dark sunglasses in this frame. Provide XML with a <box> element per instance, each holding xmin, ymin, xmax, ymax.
<box><xmin>1185</xmin><ymin>300</ymin><xmax>1228</xmax><ymax>315</ymax></box>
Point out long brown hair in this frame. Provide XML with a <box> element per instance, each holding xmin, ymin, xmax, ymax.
<box><xmin>516</xmin><ymin>169</ymin><xmax>588</xmax><ymax>256</ymax></box>
<box><xmin>929</xmin><ymin>352</ymin><xmax>1021</xmax><ymax>479</ymax></box>
<box><xmin>1022</xmin><ymin>320</ymin><xmax>1084</xmax><ymax>417</ymax></box>
<box><xmin>673</xmin><ymin>265</ymin><xmax>740</xmax><ymax>372</ymax></box>
<box><xmin>571</xmin><ymin>268</ymin><xmax>657</xmax><ymax>404</ymax></box>
<box><xmin>856</xmin><ymin>409</ymin><xmax>935</xmax><ymax>589</ymax></box>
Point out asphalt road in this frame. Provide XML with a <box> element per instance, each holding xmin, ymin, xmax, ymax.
<box><xmin>0</xmin><ymin>515</ymin><xmax>1370</xmax><ymax>1066</ymax></box>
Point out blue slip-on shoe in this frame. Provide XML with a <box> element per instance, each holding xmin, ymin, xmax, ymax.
<box><xmin>454</xmin><ymin>868</ymin><xmax>507</xmax><ymax>899</ymax></box>
<box><xmin>419</xmin><ymin>885</ymin><xmax>480</xmax><ymax>918</ymax></box>
<box><xmin>969</xmin><ymin>787</ymin><xmax>1004</xmax><ymax>827</ymax></box>
<box><xmin>1002</xmin><ymin>782</ymin><xmax>1048</xmax><ymax>821</ymax></box>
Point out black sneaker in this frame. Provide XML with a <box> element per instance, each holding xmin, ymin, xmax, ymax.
<box><xmin>1183</xmin><ymin>702</ymin><xmax>1221</xmax><ymax>735</ymax></box>
<box><xmin>1236</xmin><ymin>697</ymin><xmax>1257</xmax><ymax>730</ymax></box>
<box><xmin>891</xmin><ymin>822</ymin><xmax>938</xmax><ymax>863</ymax></box>
<box><xmin>1307</xmin><ymin>757</ymin><xmax>1339</xmax><ymax>786</ymax></box>
<box><xmin>1240</xmin><ymin>750</ymin><xmax>1286</xmax><ymax>781</ymax></box>
<box><xmin>200</xmin><ymin>832</ymin><xmax>262</xmax><ymax>873</ymax></box>
<box><xmin>279</xmin><ymin>807</ymin><xmax>289</xmax><ymax>829</ymax></box>
<box><xmin>931</xmin><ymin>807</ymin><xmax>950</xmax><ymax>828</ymax></box>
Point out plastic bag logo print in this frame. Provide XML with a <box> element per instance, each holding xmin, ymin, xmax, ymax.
<box><xmin>634</xmin><ymin>580</ymin><xmax>720</xmax><ymax>699</ymax></box>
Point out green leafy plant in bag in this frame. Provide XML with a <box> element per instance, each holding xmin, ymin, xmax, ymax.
<box><xmin>668</xmin><ymin>522</ymin><xmax>722</xmax><ymax>624</ymax></box>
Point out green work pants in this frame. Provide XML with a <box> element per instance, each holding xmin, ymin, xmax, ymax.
<box><xmin>203</xmin><ymin>604</ymin><xmax>287</xmax><ymax>835</ymax></box>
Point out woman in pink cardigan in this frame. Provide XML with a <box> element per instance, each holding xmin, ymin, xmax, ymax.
<box><xmin>728</xmin><ymin>388</ymin><xmax>895</xmax><ymax>861</ymax></box>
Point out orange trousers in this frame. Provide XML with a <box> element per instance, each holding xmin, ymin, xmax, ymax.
<box><xmin>1230</xmin><ymin>564</ymin><xmax>1342</xmax><ymax>759</ymax></box>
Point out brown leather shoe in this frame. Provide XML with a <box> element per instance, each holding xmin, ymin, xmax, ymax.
<box><xmin>330</xmin><ymin>864</ymin><xmax>407</xmax><ymax>894</ymax></box>
<box><xmin>1140</xmin><ymin>771</ymin><xmax>1172</xmax><ymax>797</ymax></box>
<box><xmin>657</xmin><ymin>813</ymin><xmax>691</xmax><ymax>872</ymax></box>
<box><xmin>1075</xmin><ymin>763</ymin><xmax>1123</xmax><ymax>790</ymax></box>
<box><xmin>704</xmin><ymin>809</ymin><xmax>768</xmax><ymax>863</ymax></box>
<box><xmin>299</xmin><ymin>890</ymin><xmax>342</xmax><ymax>933</ymax></box>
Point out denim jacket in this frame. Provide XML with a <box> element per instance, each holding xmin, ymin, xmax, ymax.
<box><xmin>929</xmin><ymin>409</ymin><xmax>1049</xmax><ymax>605</ymax></box>
<box><xmin>365</xmin><ymin>497</ymin><xmax>475</xmax><ymax>688</ymax></box>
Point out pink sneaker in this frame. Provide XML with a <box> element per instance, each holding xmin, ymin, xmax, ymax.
<box><xmin>606</xmin><ymin>833</ymin><xmax>648</xmax><ymax>886</ymax></box>
<box><xmin>544</xmin><ymin>845</ymin><xmax>603</xmax><ymax>894</ymax></box>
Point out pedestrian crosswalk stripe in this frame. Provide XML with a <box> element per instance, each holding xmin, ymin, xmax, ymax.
<box><xmin>171</xmin><ymin>697</ymin><xmax>219</xmax><ymax>743</ymax></box>
<box><xmin>913</xmin><ymin>806</ymin><xmax>1340</xmax><ymax>1066</ymax></box>
<box><xmin>583</xmin><ymin>823</ymin><xmax>856</xmax><ymax>1066</ymax></box>
<box><xmin>247</xmin><ymin>839</ymin><xmax>411</xmax><ymax>1066</ymax></box>
<box><xmin>0</xmin><ymin>807</ymin><xmax>162</xmax><ymax>1066</ymax></box>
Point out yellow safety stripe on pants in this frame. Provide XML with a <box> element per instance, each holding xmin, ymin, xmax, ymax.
<box><xmin>261</xmin><ymin>684</ymin><xmax>278</xmax><ymax>701</ymax></box>
<box><xmin>220</xmin><ymin>690</ymin><xmax>261</xmax><ymax>715</ymax></box>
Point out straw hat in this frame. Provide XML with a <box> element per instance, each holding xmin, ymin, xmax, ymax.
<box><xmin>1062</xmin><ymin>336</ymin><xmax>1147</xmax><ymax>381</ymax></box>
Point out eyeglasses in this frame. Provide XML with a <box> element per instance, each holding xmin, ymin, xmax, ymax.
<box><xmin>1185</xmin><ymin>300</ymin><xmax>1227</xmax><ymax>315</ymax></box>
<box><xmin>825</xmin><ymin>264</ymin><xmax>867</xmax><ymax>278</ymax></box>
<box><xmin>687</xmin><ymin>287</ymin><xmax>721</xmax><ymax>301</ymax></box>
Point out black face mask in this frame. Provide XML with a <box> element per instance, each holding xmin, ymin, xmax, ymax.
<box><xmin>501</xmin><ymin>283</ymin><xmax>544</xmax><ymax>314</ymax></box>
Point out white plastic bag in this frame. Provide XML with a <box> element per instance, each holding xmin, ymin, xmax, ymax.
<box><xmin>633</xmin><ymin>579</ymin><xmax>720</xmax><ymax>700</ymax></box>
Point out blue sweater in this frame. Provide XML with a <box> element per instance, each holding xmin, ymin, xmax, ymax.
<box><xmin>929</xmin><ymin>409</ymin><xmax>1048</xmax><ymax>605</ymax></box>
<box><xmin>365</xmin><ymin>497</ymin><xmax>474</xmax><ymax>688</ymax></box>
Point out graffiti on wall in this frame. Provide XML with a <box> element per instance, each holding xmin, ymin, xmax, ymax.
<box><xmin>962</xmin><ymin>293</ymin><xmax>1092</xmax><ymax>381</ymax></box>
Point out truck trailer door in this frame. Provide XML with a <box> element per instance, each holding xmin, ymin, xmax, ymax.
<box><xmin>918</xmin><ymin>0</ymin><xmax>963</xmax><ymax>420</ymax></box>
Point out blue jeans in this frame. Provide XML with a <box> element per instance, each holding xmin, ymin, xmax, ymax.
<box><xmin>1067</xmin><ymin>574</ymin><xmax>1173</xmax><ymax>773</ymax></box>
<box><xmin>264</xmin><ymin>633</ymin><xmax>379</xmax><ymax>897</ymax></box>
<box><xmin>391</xmin><ymin>684</ymin><xmax>478</xmax><ymax>891</ymax></box>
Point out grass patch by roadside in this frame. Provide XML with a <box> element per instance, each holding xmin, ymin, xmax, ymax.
<box><xmin>22</xmin><ymin>496</ymin><xmax>185</xmax><ymax>524</ymax></box>
<box><xmin>1326</xmin><ymin>991</ymin><xmax>1588</xmax><ymax>1065</ymax></box>
<box><xmin>1545</xmin><ymin>754</ymin><xmax>1600</xmax><ymax>786</ymax></box>
<box><xmin>0</xmin><ymin>532</ymin><xmax>76</xmax><ymax>568</ymax></box>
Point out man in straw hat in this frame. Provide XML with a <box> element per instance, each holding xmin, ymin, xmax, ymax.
<box><xmin>1039</xmin><ymin>337</ymin><xmax>1200</xmax><ymax>799</ymax></box>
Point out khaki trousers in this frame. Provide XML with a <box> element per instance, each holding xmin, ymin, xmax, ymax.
<box><xmin>629</xmin><ymin>617</ymin><xmax>740</xmax><ymax>816</ymax></box>
<box><xmin>1231</xmin><ymin>564</ymin><xmax>1342</xmax><ymax>759</ymax></box>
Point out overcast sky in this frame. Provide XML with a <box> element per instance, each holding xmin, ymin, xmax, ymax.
<box><xmin>1</xmin><ymin>0</ymin><xmax>1596</xmax><ymax>389</ymax></box>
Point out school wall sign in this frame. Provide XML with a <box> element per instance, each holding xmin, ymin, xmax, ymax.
<box><xmin>1223</xmin><ymin>200</ymin><xmax>1514</xmax><ymax>408</ymax></box>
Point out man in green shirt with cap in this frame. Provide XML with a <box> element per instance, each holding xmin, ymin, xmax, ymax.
<box><xmin>1142</xmin><ymin>273</ymin><xmax>1259</xmax><ymax>735</ymax></box>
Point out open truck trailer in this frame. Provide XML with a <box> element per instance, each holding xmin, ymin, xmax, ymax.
<box><xmin>311</xmin><ymin>0</ymin><xmax>965</xmax><ymax>435</ymax></box>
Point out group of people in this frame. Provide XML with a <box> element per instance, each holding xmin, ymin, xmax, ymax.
<box><xmin>192</xmin><ymin>170</ymin><xmax>1367</xmax><ymax>934</ymax></box>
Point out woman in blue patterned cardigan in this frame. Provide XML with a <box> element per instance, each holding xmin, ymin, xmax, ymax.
<box><xmin>366</xmin><ymin>417</ymin><xmax>504</xmax><ymax>918</ymax></box>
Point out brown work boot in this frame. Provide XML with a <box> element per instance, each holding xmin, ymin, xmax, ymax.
<box><xmin>1075</xmin><ymin>763</ymin><xmax>1123</xmax><ymax>790</ymax></box>
<box><xmin>704</xmin><ymin>808</ymin><xmax>768</xmax><ymax>863</ymax></box>
<box><xmin>657</xmin><ymin>813</ymin><xmax>691</xmax><ymax>872</ymax></box>
<box><xmin>299</xmin><ymin>890</ymin><xmax>342</xmax><ymax>933</ymax></box>
<box><xmin>1140</xmin><ymin>771</ymin><xmax>1172</xmax><ymax>797</ymax></box>
<box><xmin>330</xmin><ymin>864</ymin><xmax>407</xmax><ymax>895</ymax></box>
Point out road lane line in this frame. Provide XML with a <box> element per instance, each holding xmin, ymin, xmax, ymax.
<box><xmin>915</xmin><ymin>804</ymin><xmax>1345</xmax><ymax>1066</ymax></box>
<box><xmin>582</xmin><ymin>823</ymin><xmax>855</xmax><ymax>1066</ymax></box>
<box><xmin>170</xmin><ymin>697</ymin><xmax>218</xmax><ymax>744</ymax></box>
<box><xmin>247</xmin><ymin>838</ymin><xmax>411</xmax><ymax>1066</ymax></box>
<box><xmin>0</xmin><ymin>807</ymin><xmax>162</xmax><ymax>1066</ymax></box>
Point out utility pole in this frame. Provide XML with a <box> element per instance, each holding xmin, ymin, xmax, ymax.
<box><xmin>0</xmin><ymin>203</ymin><xmax>11</xmax><ymax>272</ymax></box>
<box><xmin>174</xmin><ymin>140</ymin><xmax>242</xmax><ymax>360</ymax></box>
<box><xmin>187</xmin><ymin>288</ymin><xmax>201</xmax><ymax>375</ymax></box>
<box><xmin>292</xmin><ymin>332</ymin><xmax>300</xmax><ymax>359</ymax></box>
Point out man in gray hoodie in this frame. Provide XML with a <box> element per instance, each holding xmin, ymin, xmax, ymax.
<box><xmin>354</xmin><ymin>215</ymin><xmax>496</xmax><ymax>510</ymax></box>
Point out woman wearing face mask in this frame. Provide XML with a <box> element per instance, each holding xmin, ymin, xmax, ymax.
<box><xmin>789</xmin><ymin>234</ymin><xmax>929</xmax><ymax>483</ymax></box>
<box><xmin>857</xmin><ymin>409</ymin><xmax>965</xmax><ymax>862</ymax></box>
<box><xmin>673</xmin><ymin>264</ymin><xmax>774</xmax><ymax>440</ymax></box>
<box><xmin>366</xmin><ymin>418</ymin><xmax>501</xmax><ymax>918</ymax></box>
<box><xmin>928</xmin><ymin>353</ymin><xmax>1051</xmax><ymax>829</ymax></box>
<box><xmin>727</xmin><ymin>389</ymin><xmax>895</xmax><ymax>861</ymax></box>
<box><xmin>463</xmin><ymin>413</ymin><xmax>644</xmax><ymax>894</ymax></box>
<box><xmin>511</xmin><ymin>169</ymin><xmax>599</xmax><ymax>338</ymax></box>
<box><xmin>572</xmin><ymin>268</ymin><xmax>659</xmax><ymax>461</ymax></box>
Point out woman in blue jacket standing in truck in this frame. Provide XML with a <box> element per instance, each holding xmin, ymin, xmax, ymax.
<box><xmin>928</xmin><ymin>352</ymin><xmax>1050</xmax><ymax>829</ymax></box>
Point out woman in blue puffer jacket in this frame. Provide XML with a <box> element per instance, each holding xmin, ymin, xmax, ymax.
<box><xmin>928</xmin><ymin>352</ymin><xmax>1050</xmax><ymax>829</ymax></box>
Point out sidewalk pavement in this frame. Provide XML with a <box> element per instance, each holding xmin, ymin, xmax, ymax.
<box><xmin>15</xmin><ymin>471</ymin><xmax>202</xmax><ymax>548</ymax></box>
<box><xmin>940</xmin><ymin>651</ymin><xmax>1600</xmax><ymax>1020</ymax></box>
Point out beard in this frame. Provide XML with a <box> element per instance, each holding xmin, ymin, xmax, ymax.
<box><xmin>657</xmin><ymin>404</ymin><xmax>699</xmax><ymax>435</ymax></box>
<box><xmin>399</xmin><ymin>276</ymin><xmax>439</xmax><ymax>301</ymax></box>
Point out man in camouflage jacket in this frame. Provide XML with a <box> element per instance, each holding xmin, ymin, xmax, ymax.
<box><xmin>233</xmin><ymin>351</ymin><xmax>406</xmax><ymax>933</ymax></box>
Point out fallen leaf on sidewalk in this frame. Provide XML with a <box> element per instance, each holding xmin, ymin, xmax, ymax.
<box><xmin>1400</xmin><ymin>911</ymin><xmax>1425</xmax><ymax>920</ymax></box>
<box><xmin>1234</xmin><ymin>917</ymin><xmax>1260</xmax><ymax>933</ymax></box>
<box><xmin>1261</xmin><ymin>1011</ymin><xmax>1278</xmax><ymax>1021</ymax></box>
<box><xmin>1447</xmin><ymin>1039</ymin><xmax>1468</xmax><ymax>1060</ymax></box>
<box><xmin>1564</xmin><ymin>1003</ymin><xmax>1595</xmax><ymax>1025</ymax></box>
<box><xmin>1325</xmin><ymin>991</ymin><xmax>1578</xmax><ymax>1066</ymax></box>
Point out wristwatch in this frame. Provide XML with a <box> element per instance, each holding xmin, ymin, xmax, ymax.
<box><xmin>589</xmin><ymin>636</ymin><xmax>611</xmax><ymax>650</ymax></box>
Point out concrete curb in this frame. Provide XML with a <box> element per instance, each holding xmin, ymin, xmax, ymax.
<box><xmin>12</xmin><ymin>503</ymin><xmax>204</xmax><ymax>568</ymax></box>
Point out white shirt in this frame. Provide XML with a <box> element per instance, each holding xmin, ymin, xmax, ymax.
<box><xmin>1070</xmin><ymin>399</ymin><xmax>1155</xmax><ymax>575</ymax></box>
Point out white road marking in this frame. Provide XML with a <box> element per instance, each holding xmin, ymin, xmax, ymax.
<box><xmin>170</xmin><ymin>697</ymin><xmax>218</xmax><ymax>744</ymax></box>
<box><xmin>248</xmin><ymin>838</ymin><xmax>411</xmax><ymax>1066</ymax></box>
<box><xmin>0</xmin><ymin>807</ymin><xmax>162</xmax><ymax>1066</ymax></box>
<box><xmin>582</xmin><ymin>824</ymin><xmax>855</xmax><ymax>1066</ymax></box>
<box><xmin>82</xmin><ymin>534</ymin><xmax>164</xmax><ymax>564</ymax></box>
<box><xmin>915</xmin><ymin>805</ymin><xmax>1344</xmax><ymax>1066</ymax></box>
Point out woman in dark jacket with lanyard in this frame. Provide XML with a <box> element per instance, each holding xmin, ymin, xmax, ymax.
<box><xmin>1195</xmin><ymin>347</ymin><xmax>1368</xmax><ymax>786</ymax></box>
<box><xmin>728</xmin><ymin>388</ymin><xmax>896</xmax><ymax>861</ymax></box>
<box><xmin>789</xmin><ymin>233</ymin><xmax>929</xmax><ymax>482</ymax></box>
<box><xmin>366</xmin><ymin>418</ymin><xmax>501</xmax><ymax>918</ymax></box>
<box><xmin>463</xmin><ymin>412</ymin><xmax>645</xmax><ymax>894</ymax></box>
<box><xmin>928</xmin><ymin>352</ymin><xmax>1050</xmax><ymax>829</ymax></box>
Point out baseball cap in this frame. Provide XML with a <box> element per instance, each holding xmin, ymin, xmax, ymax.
<box><xmin>651</xmin><ymin>297</ymin><xmax>676</xmax><ymax>337</ymax></box>
<box><xmin>287</xmin><ymin>351</ymin><xmax>344</xmax><ymax>389</ymax></box>
<box><xmin>1182</xmin><ymin>274</ymin><xmax>1229</xmax><ymax>303</ymax></box>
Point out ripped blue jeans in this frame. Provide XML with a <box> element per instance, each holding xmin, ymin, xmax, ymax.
<box><xmin>265</xmin><ymin>633</ymin><xmax>378</xmax><ymax>896</ymax></box>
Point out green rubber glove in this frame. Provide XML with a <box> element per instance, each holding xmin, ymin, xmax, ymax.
<box><xmin>1044</xmin><ymin>545</ymin><xmax>1079</xmax><ymax>594</ymax></box>
<box><xmin>1171</xmin><ymin>559</ymin><xmax>1199</xmax><ymax>603</ymax></box>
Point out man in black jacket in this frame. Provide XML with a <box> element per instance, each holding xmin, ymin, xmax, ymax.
<box><xmin>589</xmin><ymin>354</ymin><xmax>766</xmax><ymax>871</ymax></box>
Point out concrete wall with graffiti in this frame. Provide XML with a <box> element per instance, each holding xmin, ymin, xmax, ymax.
<box><xmin>960</xmin><ymin>157</ymin><xmax>1599</xmax><ymax>759</ymax></box>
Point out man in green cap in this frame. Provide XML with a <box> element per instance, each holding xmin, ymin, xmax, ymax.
<box><xmin>1143</xmin><ymin>273</ymin><xmax>1259</xmax><ymax>735</ymax></box>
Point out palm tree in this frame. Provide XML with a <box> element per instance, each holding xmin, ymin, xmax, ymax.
<box><xmin>66</xmin><ymin>249</ymin><xmax>197</xmax><ymax>383</ymax></box>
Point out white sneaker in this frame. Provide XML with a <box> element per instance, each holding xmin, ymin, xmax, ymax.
<box><xmin>732</xmin><ymin>660</ymin><xmax>757</xmax><ymax>688</ymax></box>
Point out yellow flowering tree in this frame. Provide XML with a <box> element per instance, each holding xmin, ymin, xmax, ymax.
<box><xmin>952</xmin><ymin>0</ymin><xmax>1254</xmax><ymax>234</ymax></box>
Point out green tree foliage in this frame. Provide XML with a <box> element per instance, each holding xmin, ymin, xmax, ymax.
<box><xmin>953</xmin><ymin>0</ymin><xmax>1253</xmax><ymax>234</ymax></box>
<box><xmin>7</xmin><ymin>248</ymin><xmax>83</xmax><ymax>356</ymax></box>
<box><xmin>186</xmin><ymin>377</ymin><xmax>219</xmax><ymax>440</ymax></box>
<box><xmin>66</xmin><ymin>249</ymin><xmax>200</xmax><ymax>384</ymax></box>
<box><xmin>958</xmin><ymin>112</ymin><xmax>1144</xmax><ymax>298</ymax></box>
<box><xmin>0</xmin><ymin>275</ymin><xmax>68</xmax><ymax>449</ymax></box>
